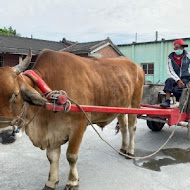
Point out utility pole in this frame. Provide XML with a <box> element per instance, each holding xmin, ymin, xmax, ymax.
<box><xmin>135</xmin><ymin>33</ymin><xmax>137</xmax><ymax>42</ymax></box>
<box><xmin>155</xmin><ymin>31</ymin><xmax>158</xmax><ymax>41</ymax></box>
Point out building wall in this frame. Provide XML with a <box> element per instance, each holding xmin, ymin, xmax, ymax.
<box><xmin>119</xmin><ymin>39</ymin><xmax>190</xmax><ymax>83</ymax></box>
<box><xmin>0</xmin><ymin>53</ymin><xmax>20</xmax><ymax>67</ymax></box>
<box><xmin>0</xmin><ymin>53</ymin><xmax>37</xmax><ymax>67</ymax></box>
<box><xmin>97</xmin><ymin>45</ymin><xmax>120</xmax><ymax>58</ymax></box>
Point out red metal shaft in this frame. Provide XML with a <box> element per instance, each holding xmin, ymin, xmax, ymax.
<box><xmin>45</xmin><ymin>103</ymin><xmax>174</xmax><ymax>115</ymax></box>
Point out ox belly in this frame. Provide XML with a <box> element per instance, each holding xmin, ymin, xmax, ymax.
<box><xmin>92</xmin><ymin>113</ymin><xmax>119</xmax><ymax>128</ymax></box>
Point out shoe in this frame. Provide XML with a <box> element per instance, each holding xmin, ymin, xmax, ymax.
<box><xmin>160</xmin><ymin>99</ymin><xmax>170</xmax><ymax>107</ymax></box>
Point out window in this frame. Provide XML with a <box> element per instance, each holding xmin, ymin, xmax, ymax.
<box><xmin>0</xmin><ymin>56</ymin><xmax>3</xmax><ymax>67</ymax></box>
<box><xmin>141</xmin><ymin>63</ymin><xmax>154</xmax><ymax>75</ymax></box>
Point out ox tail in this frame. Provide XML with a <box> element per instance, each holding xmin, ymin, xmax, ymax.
<box><xmin>115</xmin><ymin>121</ymin><xmax>120</xmax><ymax>134</ymax></box>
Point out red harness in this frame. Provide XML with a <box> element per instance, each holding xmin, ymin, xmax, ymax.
<box><xmin>21</xmin><ymin>70</ymin><xmax>70</xmax><ymax>112</ymax></box>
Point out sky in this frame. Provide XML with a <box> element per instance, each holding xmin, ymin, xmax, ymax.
<box><xmin>0</xmin><ymin>0</ymin><xmax>190</xmax><ymax>44</ymax></box>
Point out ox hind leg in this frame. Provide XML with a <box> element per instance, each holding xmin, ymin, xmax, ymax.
<box><xmin>117</xmin><ymin>114</ymin><xmax>128</xmax><ymax>154</ymax></box>
<box><xmin>65</xmin><ymin>120</ymin><xmax>87</xmax><ymax>190</ymax></box>
<box><xmin>127</xmin><ymin>114</ymin><xmax>137</xmax><ymax>157</ymax></box>
<box><xmin>43</xmin><ymin>147</ymin><xmax>61</xmax><ymax>190</ymax></box>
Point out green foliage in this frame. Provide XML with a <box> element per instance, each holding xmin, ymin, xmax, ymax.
<box><xmin>0</xmin><ymin>26</ymin><xmax>21</xmax><ymax>36</ymax></box>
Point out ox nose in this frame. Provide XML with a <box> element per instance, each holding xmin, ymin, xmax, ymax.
<box><xmin>0</xmin><ymin>116</ymin><xmax>17</xmax><ymax>144</ymax></box>
<box><xmin>0</xmin><ymin>129</ymin><xmax>16</xmax><ymax>144</ymax></box>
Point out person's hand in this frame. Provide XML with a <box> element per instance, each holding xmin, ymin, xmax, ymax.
<box><xmin>177</xmin><ymin>80</ymin><xmax>185</xmax><ymax>88</ymax></box>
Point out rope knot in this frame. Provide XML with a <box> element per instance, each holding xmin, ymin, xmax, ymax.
<box><xmin>45</xmin><ymin>90</ymin><xmax>71</xmax><ymax>113</ymax></box>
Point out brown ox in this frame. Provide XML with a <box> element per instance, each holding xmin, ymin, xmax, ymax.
<box><xmin>0</xmin><ymin>49</ymin><xmax>144</xmax><ymax>190</ymax></box>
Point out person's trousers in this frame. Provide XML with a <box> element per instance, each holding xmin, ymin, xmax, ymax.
<box><xmin>163</xmin><ymin>77</ymin><xmax>190</xmax><ymax>101</ymax></box>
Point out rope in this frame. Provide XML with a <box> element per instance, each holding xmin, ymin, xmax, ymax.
<box><xmin>45</xmin><ymin>90</ymin><xmax>71</xmax><ymax>112</ymax></box>
<box><xmin>25</xmin><ymin>107</ymin><xmax>42</xmax><ymax>126</ymax></box>
<box><xmin>10</xmin><ymin>102</ymin><xmax>28</xmax><ymax>129</ymax></box>
<box><xmin>10</xmin><ymin>103</ymin><xmax>42</xmax><ymax>130</ymax></box>
<box><xmin>67</xmin><ymin>89</ymin><xmax>189</xmax><ymax>160</ymax></box>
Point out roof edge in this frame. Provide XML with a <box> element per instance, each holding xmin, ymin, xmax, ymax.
<box><xmin>0</xmin><ymin>34</ymin><xmax>63</xmax><ymax>44</ymax></box>
<box><xmin>118</xmin><ymin>37</ymin><xmax>190</xmax><ymax>46</ymax></box>
<box><xmin>90</xmin><ymin>37</ymin><xmax>124</xmax><ymax>56</ymax></box>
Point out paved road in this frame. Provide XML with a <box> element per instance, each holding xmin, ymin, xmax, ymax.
<box><xmin>0</xmin><ymin>119</ymin><xmax>190</xmax><ymax>190</ymax></box>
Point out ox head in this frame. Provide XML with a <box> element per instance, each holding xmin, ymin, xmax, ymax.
<box><xmin>0</xmin><ymin>49</ymin><xmax>46</xmax><ymax>143</ymax></box>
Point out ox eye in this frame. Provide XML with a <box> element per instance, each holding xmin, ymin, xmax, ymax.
<box><xmin>13</xmin><ymin>93</ymin><xmax>19</xmax><ymax>99</ymax></box>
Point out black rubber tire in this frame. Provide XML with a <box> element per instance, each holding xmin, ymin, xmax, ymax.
<box><xmin>147</xmin><ymin>120</ymin><xmax>165</xmax><ymax>131</ymax></box>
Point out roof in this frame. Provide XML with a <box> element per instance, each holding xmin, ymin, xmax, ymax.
<box><xmin>0</xmin><ymin>34</ymin><xmax>67</xmax><ymax>55</ymax></box>
<box><xmin>0</xmin><ymin>34</ymin><xmax>123</xmax><ymax>56</ymax></box>
<box><xmin>118</xmin><ymin>37</ymin><xmax>190</xmax><ymax>47</ymax></box>
<box><xmin>62</xmin><ymin>37</ymin><xmax>123</xmax><ymax>56</ymax></box>
<box><xmin>61</xmin><ymin>38</ymin><xmax>76</xmax><ymax>46</ymax></box>
<box><xmin>62</xmin><ymin>40</ymin><xmax>106</xmax><ymax>54</ymax></box>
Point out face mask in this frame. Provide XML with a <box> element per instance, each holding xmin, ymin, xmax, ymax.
<box><xmin>174</xmin><ymin>49</ymin><xmax>183</xmax><ymax>55</ymax></box>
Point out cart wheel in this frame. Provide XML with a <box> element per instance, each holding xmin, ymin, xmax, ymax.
<box><xmin>147</xmin><ymin>120</ymin><xmax>165</xmax><ymax>131</ymax></box>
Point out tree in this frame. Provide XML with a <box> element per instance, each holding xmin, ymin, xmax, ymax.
<box><xmin>0</xmin><ymin>26</ymin><xmax>21</xmax><ymax>36</ymax></box>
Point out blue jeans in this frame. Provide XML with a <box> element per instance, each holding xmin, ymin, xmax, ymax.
<box><xmin>163</xmin><ymin>77</ymin><xmax>190</xmax><ymax>101</ymax></box>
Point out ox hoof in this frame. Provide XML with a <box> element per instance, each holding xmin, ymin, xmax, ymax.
<box><xmin>125</xmin><ymin>153</ymin><xmax>134</xmax><ymax>159</ymax></box>
<box><xmin>119</xmin><ymin>149</ymin><xmax>127</xmax><ymax>155</ymax></box>
<box><xmin>42</xmin><ymin>185</ymin><xmax>55</xmax><ymax>190</ymax></box>
<box><xmin>64</xmin><ymin>185</ymin><xmax>79</xmax><ymax>190</ymax></box>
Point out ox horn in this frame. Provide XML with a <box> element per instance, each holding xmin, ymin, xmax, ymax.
<box><xmin>13</xmin><ymin>49</ymin><xmax>32</xmax><ymax>74</ymax></box>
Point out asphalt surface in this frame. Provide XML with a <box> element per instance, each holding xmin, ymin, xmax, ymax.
<box><xmin>0</xmin><ymin>119</ymin><xmax>190</xmax><ymax>190</ymax></box>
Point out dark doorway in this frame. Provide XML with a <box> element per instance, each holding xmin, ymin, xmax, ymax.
<box><xmin>0</xmin><ymin>56</ymin><xmax>3</xmax><ymax>67</ymax></box>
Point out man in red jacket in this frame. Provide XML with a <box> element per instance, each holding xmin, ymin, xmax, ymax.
<box><xmin>160</xmin><ymin>39</ymin><xmax>190</xmax><ymax>107</ymax></box>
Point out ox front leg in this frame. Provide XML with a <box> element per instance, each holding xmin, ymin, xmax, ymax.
<box><xmin>65</xmin><ymin>123</ymin><xmax>87</xmax><ymax>190</ymax></box>
<box><xmin>127</xmin><ymin>114</ymin><xmax>137</xmax><ymax>157</ymax></box>
<box><xmin>43</xmin><ymin>147</ymin><xmax>61</xmax><ymax>190</ymax></box>
<box><xmin>65</xmin><ymin>153</ymin><xmax>79</xmax><ymax>190</ymax></box>
<box><xmin>117</xmin><ymin>114</ymin><xmax>128</xmax><ymax>154</ymax></box>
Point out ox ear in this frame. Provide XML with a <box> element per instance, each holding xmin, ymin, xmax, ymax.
<box><xmin>19</xmin><ymin>78</ymin><xmax>47</xmax><ymax>106</ymax></box>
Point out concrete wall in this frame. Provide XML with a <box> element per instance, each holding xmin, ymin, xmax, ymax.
<box><xmin>142</xmin><ymin>84</ymin><xmax>164</xmax><ymax>105</ymax></box>
<box><xmin>119</xmin><ymin>39</ymin><xmax>190</xmax><ymax>83</ymax></box>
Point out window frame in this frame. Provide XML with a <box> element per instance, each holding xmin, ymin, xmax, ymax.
<box><xmin>141</xmin><ymin>63</ymin><xmax>154</xmax><ymax>75</ymax></box>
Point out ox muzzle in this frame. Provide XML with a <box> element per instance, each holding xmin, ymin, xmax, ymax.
<box><xmin>0</xmin><ymin>116</ymin><xmax>18</xmax><ymax>144</ymax></box>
